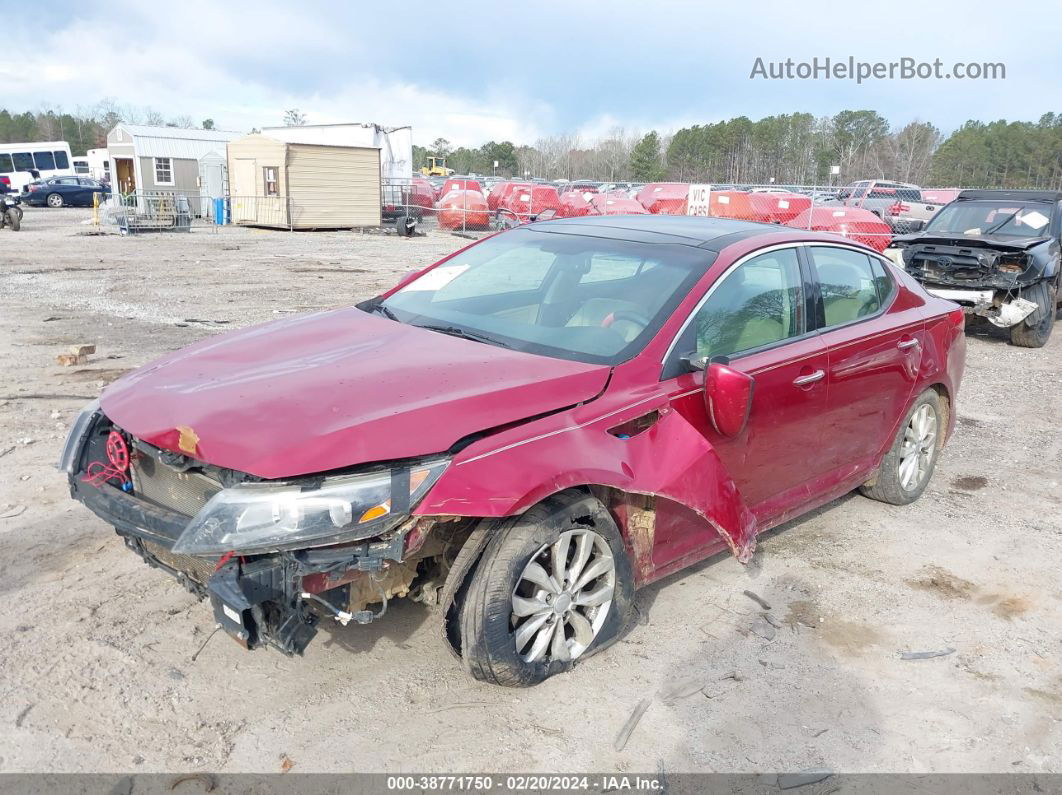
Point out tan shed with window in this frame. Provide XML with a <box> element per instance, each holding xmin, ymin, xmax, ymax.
<box><xmin>226</xmin><ymin>133</ymin><xmax>381</xmax><ymax>229</ymax></box>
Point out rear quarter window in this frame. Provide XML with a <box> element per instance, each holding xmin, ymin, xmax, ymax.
<box><xmin>810</xmin><ymin>246</ymin><xmax>884</xmax><ymax>327</ymax></box>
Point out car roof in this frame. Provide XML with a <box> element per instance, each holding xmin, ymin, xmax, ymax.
<box><xmin>957</xmin><ymin>189</ymin><xmax>1062</xmax><ymax>203</ymax></box>
<box><xmin>527</xmin><ymin>214</ymin><xmax>804</xmax><ymax>250</ymax></box>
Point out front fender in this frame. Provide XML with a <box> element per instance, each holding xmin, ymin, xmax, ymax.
<box><xmin>415</xmin><ymin>397</ymin><xmax>758</xmax><ymax>567</ymax></box>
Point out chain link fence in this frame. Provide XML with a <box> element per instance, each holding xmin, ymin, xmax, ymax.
<box><xmin>377</xmin><ymin>177</ymin><xmax>970</xmax><ymax>247</ymax></box>
<box><xmin>99</xmin><ymin>180</ymin><xmax>971</xmax><ymax>247</ymax></box>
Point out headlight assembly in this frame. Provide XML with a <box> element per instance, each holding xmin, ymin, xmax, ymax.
<box><xmin>171</xmin><ymin>458</ymin><xmax>449</xmax><ymax>556</ymax></box>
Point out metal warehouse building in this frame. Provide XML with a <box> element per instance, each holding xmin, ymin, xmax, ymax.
<box><xmin>227</xmin><ymin>132</ymin><xmax>381</xmax><ymax>230</ymax></box>
<box><xmin>105</xmin><ymin>124</ymin><xmax>240</xmax><ymax>209</ymax></box>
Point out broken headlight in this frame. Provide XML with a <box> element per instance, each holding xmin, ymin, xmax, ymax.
<box><xmin>172</xmin><ymin>458</ymin><xmax>449</xmax><ymax>556</ymax></box>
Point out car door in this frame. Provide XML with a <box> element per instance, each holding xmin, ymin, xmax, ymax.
<box><xmin>78</xmin><ymin>178</ymin><xmax>101</xmax><ymax>206</ymax></box>
<box><xmin>660</xmin><ymin>244</ymin><xmax>832</xmax><ymax>536</ymax></box>
<box><xmin>808</xmin><ymin>244</ymin><xmax>924</xmax><ymax>477</ymax></box>
<box><xmin>54</xmin><ymin>177</ymin><xmax>80</xmax><ymax>203</ymax></box>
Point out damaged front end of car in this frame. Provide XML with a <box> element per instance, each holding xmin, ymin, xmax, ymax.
<box><xmin>887</xmin><ymin>237</ymin><xmax>1053</xmax><ymax>328</ymax></box>
<box><xmin>59</xmin><ymin>402</ymin><xmax>468</xmax><ymax>656</ymax></box>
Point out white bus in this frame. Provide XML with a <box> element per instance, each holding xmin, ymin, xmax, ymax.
<box><xmin>0</xmin><ymin>141</ymin><xmax>75</xmax><ymax>192</ymax></box>
<box><xmin>71</xmin><ymin>148</ymin><xmax>109</xmax><ymax>182</ymax></box>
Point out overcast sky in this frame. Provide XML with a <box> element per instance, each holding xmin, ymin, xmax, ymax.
<box><xmin>10</xmin><ymin>0</ymin><xmax>1059</xmax><ymax>146</ymax></box>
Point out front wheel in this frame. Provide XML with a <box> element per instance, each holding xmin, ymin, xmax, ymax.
<box><xmin>1009</xmin><ymin>280</ymin><xmax>1056</xmax><ymax>348</ymax></box>
<box><xmin>861</xmin><ymin>389</ymin><xmax>942</xmax><ymax>505</ymax></box>
<box><xmin>459</xmin><ymin>493</ymin><xmax>634</xmax><ymax>686</ymax></box>
<box><xmin>46</xmin><ymin>192</ymin><xmax>63</xmax><ymax>208</ymax></box>
<box><xmin>5</xmin><ymin>208</ymin><xmax>20</xmax><ymax>231</ymax></box>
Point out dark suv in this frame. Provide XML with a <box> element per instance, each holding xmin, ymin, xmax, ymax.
<box><xmin>887</xmin><ymin>190</ymin><xmax>1061</xmax><ymax>347</ymax></box>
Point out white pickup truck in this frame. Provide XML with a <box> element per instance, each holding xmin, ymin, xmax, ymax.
<box><xmin>883</xmin><ymin>188</ymin><xmax>961</xmax><ymax>233</ymax></box>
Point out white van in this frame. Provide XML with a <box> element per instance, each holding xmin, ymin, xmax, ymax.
<box><xmin>0</xmin><ymin>141</ymin><xmax>75</xmax><ymax>192</ymax></box>
<box><xmin>72</xmin><ymin>148</ymin><xmax>110</xmax><ymax>182</ymax></box>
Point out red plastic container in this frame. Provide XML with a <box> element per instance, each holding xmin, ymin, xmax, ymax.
<box><xmin>487</xmin><ymin>181</ymin><xmax>527</xmax><ymax>212</ymax></box>
<box><xmin>441</xmin><ymin>178</ymin><xmax>483</xmax><ymax>197</ymax></box>
<box><xmin>407</xmin><ymin>176</ymin><xmax>436</xmax><ymax>216</ymax></box>
<box><xmin>785</xmin><ymin>206</ymin><xmax>894</xmax><ymax>252</ymax></box>
<box><xmin>708</xmin><ymin>190</ymin><xmax>754</xmax><ymax>220</ymax></box>
<box><xmin>746</xmin><ymin>192</ymin><xmax>811</xmax><ymax>224</ymax></box>
<box><xmin>499</xmin><ymin>185</ymin><xmax>561</xmax><ymax>220</ymax></box>
<box><xmin>557</xmin><ymin>190</ymin><xmax>594</xmax><ymax>218</ymax></box>
<box><xmin>636</xmin><ymin>183</ymin><xmax>689</xmax><ymax>215</ymax></box>
<box><xmin>437</xmin><ymin>190</ymin><xmax>490</xmax><ymax>230</ymax></box>
<box><xmin>589</xmin><ymin>195</ymin><xmax>649</xmax><ymax>215</ymax></box>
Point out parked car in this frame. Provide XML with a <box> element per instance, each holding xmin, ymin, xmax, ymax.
<box><xmin>22</xmin><ymin>176</ymin><xmax>109</xmax><ymax>208</ymax></box>
<box><xmin>887</xmin><ymin>189</ymin><xmax>1061</xmax><ymax>347</ymax></box>
<box><xmin>60</xmin><ymin>216</ymin><xmax>965</xmax><ymax>686</ymax></box>
<box><xmin>884</xmin><ymin>189</ymin><xmax>961</xmax><ymax>233</ymax></box>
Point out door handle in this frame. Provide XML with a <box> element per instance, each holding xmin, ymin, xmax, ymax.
<box><xmin>793</xmin><ymin>369</ymin><xmax>825</xmax><ymax>386</ymax></box>
<box><xmin>898</xmin><ymin>338</ymin><xmax>919</xmax><ymax>350</ymax></box>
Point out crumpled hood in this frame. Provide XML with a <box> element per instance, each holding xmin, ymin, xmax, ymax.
<box><xmin>895</xmin><ymin>232</ymin><xmax>1051</xmax><ymax>251</ymax></box>
<box><xmin>101</xmin><ymin>308</ymin><xmax>610</xmax><ymax>478</ymax></box>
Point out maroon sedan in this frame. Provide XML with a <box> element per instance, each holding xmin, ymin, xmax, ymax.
<box><xmin>60</xmin><ymin>216</ymin><xmax>965</xmax><ymax>686</ymax></box>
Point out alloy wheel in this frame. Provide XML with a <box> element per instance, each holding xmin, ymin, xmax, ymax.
<box><xmin>510</xmin><ymin>529</ymin><xmax>616</xmax><ymax>663</ymax></box>
<box><xmin>898</xmin><ymin>404</ymin><xmax>937</xmax><ymax>491</ymax></box>
<box><xmin>47</xmin><ymin>193</ymin><xmax>63</xmax><ymax>208</ymax></box>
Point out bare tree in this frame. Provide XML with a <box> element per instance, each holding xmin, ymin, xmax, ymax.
<box><xmin>283</xmin><ymin>108</ymin><xmax>307</xmax><ymax>127</ymax></box>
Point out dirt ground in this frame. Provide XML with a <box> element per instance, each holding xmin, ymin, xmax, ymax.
<box><xmin>0</xmin><ymin>207</ymin><xmax>1059</xmax><ymax>775</ymax></box>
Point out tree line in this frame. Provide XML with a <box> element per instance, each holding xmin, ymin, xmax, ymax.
<box><xmin>0</xmin><ymin>100</ymin><xmax>215</xmax><ymax>156</ymax></box>
<box><xmin>3</xmin><ymin>100</ymin><xmax>1059</xmax><ymax>189</ymax></box>
<box><xmin>420</xmin><ymin>110</ymin><xmax>1062</xmax><ymax>189</ymax></box>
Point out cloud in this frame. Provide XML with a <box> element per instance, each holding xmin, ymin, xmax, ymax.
<box><xmin>8</xmin><ymin>0</ymin><xmax>1060</xmax><ymax>144</ymax></box>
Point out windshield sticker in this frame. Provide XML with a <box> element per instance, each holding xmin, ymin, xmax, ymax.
<box><xmin>401</xmin><ymin>264</ymin><xmax>469</xmax><ymax>292</ymax></box>
<box><xmin>1019</xmin><ymin>210</ymin><xmax>1049</xmax><ymax>230</ymax></box>
<box><xmin>964</xmin><ymin>228</ymin><xmax>982</xmax><ymax>235</ymax></box>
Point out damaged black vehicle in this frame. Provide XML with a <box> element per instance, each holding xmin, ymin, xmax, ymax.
<box><xmin>886</xmin><ymin>190</ymin><xmax>1062</xmax><ymax>347</ymax></box>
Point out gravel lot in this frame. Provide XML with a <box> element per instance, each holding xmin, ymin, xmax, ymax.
<box><xmin>0</xmin><ymin>207</ymin><xmax>1059</xmax><ymax>775</ymax></box>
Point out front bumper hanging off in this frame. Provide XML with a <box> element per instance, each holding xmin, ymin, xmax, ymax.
<box><xmin>926</xmin><ymin>287</ymin><xmax>1038</xmax><ymax>328</ymax></box>
<box><xmin>70</xmin><ymin>473</ymin><xmax>413</xmax><ymax>656</ymax></box>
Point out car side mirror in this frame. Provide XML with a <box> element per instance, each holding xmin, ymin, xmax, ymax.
<box><xmin>704</xmin><ymin>360</ymin><xmax>755</xmax><ymax>438</ymax></box>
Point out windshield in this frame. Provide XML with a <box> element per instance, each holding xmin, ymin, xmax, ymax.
<box><xmin>379</xmin><ymin>227</ymin><xmax>712</xmax><ymax>365</ymax></box>
<box><xmin>925</xmin><ymin>200</ymin><xmax>1054</xmax><ymax>238</ymax></box>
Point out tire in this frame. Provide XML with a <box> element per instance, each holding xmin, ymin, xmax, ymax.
<box><xmin>1009</xmin><ymin>279</ymin><xmax>1056</xmax><ymax>348</ymax></box>
<box><xmin>459</xmin><ymin>492</ymin><xmax>634</xmax><ymax>687</ymax></box>
<box><xmin>5</xmin><ymin>209</ymin><xmax>19</xmax><ymax>231</ymax></box>
<box><xmin>46</xmin><ymin>192</ymin><xmax>63</xmax><ymax>208</ymax></box>
<box><xmin>860</xmin><ymin>389</ymin><xmax>942</xmax><ymax>506</ymax></box>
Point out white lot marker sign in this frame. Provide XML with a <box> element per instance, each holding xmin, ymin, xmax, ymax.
<box><xmin>687</xmin><ymin>184</ymin><xmax>712</xmax><ymax>216</ymax></box>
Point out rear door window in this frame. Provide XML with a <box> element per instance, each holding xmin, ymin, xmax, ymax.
<box><xmin>809</xmin><ymin>247</ymin><xmax>883</xmax><ymax>327</ymax></box>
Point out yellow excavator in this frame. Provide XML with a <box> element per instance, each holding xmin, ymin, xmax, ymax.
<box><xmin>420</xmin><ymin>156</ymin><xmax>454</xmax><ymax>177</ymax></box>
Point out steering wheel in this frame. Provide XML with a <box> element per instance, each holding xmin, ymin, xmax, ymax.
<box><xmin>603</xmin><ymin>309</ymin><xmax>651</xmax><ymax>335</ymax></box>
